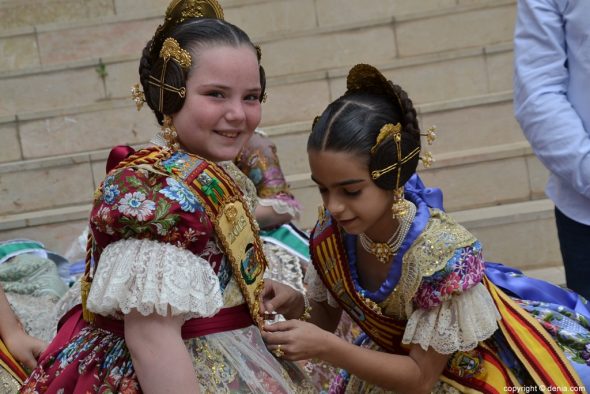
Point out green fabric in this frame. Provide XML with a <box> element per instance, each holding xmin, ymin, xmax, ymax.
<box><xmin>0</xmin><ymin>241</ymin><xmax>45</xmax><ymax>264</ymax></box>
<box><xmin>260</xmin><ymin>224</ymin><xmax>310</xmax><ymax>262</ymax></box>
<box><xmin>0</xmin><ymin>254</ymin><xmax>68</xmax><ymax>299</ymax></box>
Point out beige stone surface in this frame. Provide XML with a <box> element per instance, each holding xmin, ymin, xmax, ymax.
<box><xmin>0</xmin><ymin>35</ymin><xmax>39</xmax><ymax>72</ymax></box>
<box><xmin>91</xmin><ymin>160</ymin><xmax>107</xmax><ymax>190</ymax></box>
<box><xmin>315</xmin><ymin>0</ymin><xmax>455</xmax><ymax>27</ymax></box>
<box><xmin>486</xmin><ymin>50</ymin><xmax>514</xmax><ymax>92</ymax></box>
<box><xmin>0</xmin><ymin>220</ymin><xmax>88</xmax><ymax>256</ymax></box>
<box><xmin>463</xmin><ymin>216</ymin><xmax>560</xmax><ymax>269</ymax></box>
<box><xmin>290</xmin><ymin>182</ymin><xmax>321</xmax><ymax>229</ymax></box>
<box><xmin>104</xmin><ymin>60</ymin><xmax>139</xmax><ymax>100</ymax></box>
<box><xmin>270</xmin><ymin>132</ymin><xmax>311</xmax><ymax>176</ymax></box>
<box><xmin>262</xmin><ymin>25</ymin><xmax>396</xmax><ymax>77</ymax></box>
<box><xmin>0</xmin><ymin>0</ymin><xmax>115</xmax><ymax>30</ymax></box>
<box><xmin>261</xmin><ymin>78</ymin><xmax>331</xmax><ymax>126</ymax></box>
<box><xmin>114</xmin><ymin>0</ymin><xmax>167</xmax><ymax>14</ymax></box>
<box><xmin>225</xmin><ymin>0</ymin><xmax>316</xmax><ymax>39</ymax></box>
<box><xmin>0</xmin><ymin>68</ymin><xmax>105</xmax><ymax>117</ymax></box>
<box><xmin>419</xmin><ymin>156</ymin><xmax>530</xmax><ymax>212</ymax></box>
<box><xmin>0</xmin><ymin>163</ymin><xmax>94</xmax><ymax>215</ymax></box>
<box><xmin>19</xmin><ymin>106</ymin><xmax>158</xmax><ymax>159</ymax></box>
<box><xmin>396</xmin><ymin>5</ymin><xmax>515</xmax><ymax>57</ymax></box>
<box><xmin>329</xmin><ymin>55</ymin><xmax>489</xmax><ymax>105</ymax></box>
<box><xmin>38</xmin><ymin>19</ymin><xmax>159</xmax><ymax>66</ymax></box>
<box><xmin>457</xmin><ymin>0</ymin><xmax>514</xmax><ymax>6</ymax></box>
<box><xmin>0</xmin><ymin>121</ymin><xmax>21</xmax><ymax>163</ymax></box>
<box><xmin>526</xmin><ymin>155</ymin><xmax>549</xmax><ymax>199</ymax></box>
<box><xmin>421</xmin><ymin>101</ymin><xmax>524</xmax><ymax>154</ymax></box>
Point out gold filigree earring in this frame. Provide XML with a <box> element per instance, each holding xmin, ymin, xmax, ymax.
<box><xmin>391</xmin><ymin>186</ymin><xmax>410</xmax><ymax>219</ymax></box>
<box><xmin>162</xmin><ymin>115</ymin><xmax>180</xmax><ymax>151</ymax></box>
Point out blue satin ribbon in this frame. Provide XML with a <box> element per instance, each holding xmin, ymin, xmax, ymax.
<box><xmin>485</xmin><ymin>262</ymin><xmax>590</xmax><ymax>320</ymax></box>
<box><xmin>404</xmin><ymin>174</ymin><xmax>444</xmax><ymax>211</ymax></box>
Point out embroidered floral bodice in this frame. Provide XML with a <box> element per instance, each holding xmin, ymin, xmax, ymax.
<box><xmin>87</xmin><ymin>156</ymin><xmax>258</xmax><ymax>320</ymax></box>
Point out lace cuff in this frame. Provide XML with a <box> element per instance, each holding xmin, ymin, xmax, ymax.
<box><xmin>87</xmin><ymin>238</ymin><xmax>223</xmax><ymax>320</ymax></box>
<box><xmin>258</xmin><ymin>197</ymin><xmax>301</xmax><ymax>220</ymax></box>
<box><xmin>304</xmin><ymin>265</ymin><xmax>339</xmax><ymax>308</ymax></box>
<box><xmin>402</xmin><ymin>283</ymin><xmax>500</xmax><ymax>354</ymax></box>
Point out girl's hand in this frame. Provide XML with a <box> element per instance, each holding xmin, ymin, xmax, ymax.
<box><xmin>261</xmin><ymin>319</ymin><xmax>334</xmax><ymax>361</ymax></box>
<box><xmin>3</xmin><ymin>330</ymin><xmax>47</xmax><ymax>370</ymax></box>
<box><xmin>260</xmin><ymin>279</ymin><xmax>304</xmax><ymax>320</ymax></box>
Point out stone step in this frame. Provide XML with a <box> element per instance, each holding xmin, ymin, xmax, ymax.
<box><xmin>0</xmin><ymin>39</ymin><xmax>514</xmax><ymax>131</ymax></box>
<box><xmin>0</xmin><ymin>135</ymin><xmax>546</xmax><ymax>229</ymax></box>
<box><xmin>0</xmin><ymin>88</ymin><xmax>521</xmax><ymax>174</ymax></box>
<box><xmin>1</xmin><ymin>88</ymin><xmax>521</xmax><ymax>170</ymax></box>
<box><xmin>0</xmin><ymin>198</ymin><xmax>561</xmax><ymax>278</ymax></box>
<box><xmin>1</xmin><ymin>91</ymin><xmax>540</xmax><ymax>219</ymax></box>
<box><xmin>453</xmin><ymin>199</ymin><xmax>560</xmax><ymax>272</ymax></box>
<box><xmin>0</xmin><ymin>0</ymin><xmax>515</xmax><ymax>74</ymax></box>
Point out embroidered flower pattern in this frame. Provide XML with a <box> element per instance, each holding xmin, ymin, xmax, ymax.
<box><xmin>414</xmin><ymin>244</ymin><xmax>485</xmax><ymax>309</ymax></box>
<box><xmin>159</xmin><ymin>177</ymin><xmax>200</xmax><ymax>213</ymax></box>
<box><xmin>118</xmin><ymin>191</ymin><xmax>156</xmax><ymax>221</ymax></box>
<box><xmin>103</xmin><ymin>175</ymin><xmax>120</xmax><ymax>205</ymax></box>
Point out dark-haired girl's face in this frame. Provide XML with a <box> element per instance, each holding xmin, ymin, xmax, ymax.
<box><xmin>173</xmin><ymin>45</ymin><xmax>262</xmax><ymax>161</ymax></box>
<box><xmin>309</xmin><ymin>149</ymin><xmax>396</xmax><ymax>240</ymax></box>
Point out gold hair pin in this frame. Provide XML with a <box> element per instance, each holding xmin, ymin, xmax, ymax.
<box><xmin>371</xmin><ymin>123</ymin><xmax>401</xmax><ymax>154</ymax></box>
<box><xmin>131</xmin><ymin>84</ymin><xmax>146</xmax><ymax>111</ymax></box>
<box><xmin>422</xmin><ymin>125</ymin><xmax>436</xmax><ymax>145</ymax></box>
<box><xmin>160</xmin><ymin>38</ymin><xmax>192</xmax><ymax>69</ymax></box>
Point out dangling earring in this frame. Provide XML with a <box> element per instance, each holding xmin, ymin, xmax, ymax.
<box><xmin>162</xmin><ymin>115</ymin><xmax>180</xmax><ymax>151</ymax></box>
<box><xmin>391</xmin><ymin>186</ymin><xmax>410</xmax><ymax>219</ymax></box>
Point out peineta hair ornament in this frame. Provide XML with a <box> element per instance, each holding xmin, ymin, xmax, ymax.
<box><xmin>148</xmin><ymin>38</ymin><xmax>192</xmax><ymax>113</ymax></box>
<box><xmin>151</xmin><ymin>0</ymin><xmax>225</xmax><ymax>55</ymax></box>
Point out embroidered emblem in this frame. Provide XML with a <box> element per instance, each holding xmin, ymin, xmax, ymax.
<box><xmin>224</xmin><ymin>203</ymin><xmax>238</xmax><ymax>224</ymax></box>
<box><xmin>197</xmin><ymin>173</ymin><xmax>223</xmax><ymax>203</ymax></box>
<box><xmin>240</xmin><ymin>244</ymin><xmax>262</xmax><ymax>285</ymax></box>
<box><xmin>448</xmin><ymin>350</ymin><xmax>486</xmax><ymax>379</ymax></box>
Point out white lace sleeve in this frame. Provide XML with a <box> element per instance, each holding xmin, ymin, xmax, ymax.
<box><xmin>304</xmin><ymin>265</ymin><xmax>339</xmax><ymax>308</ymax></box>
<box><xmin>87</xmin><ymin>238</ymin><xmax>223</xmax><ymax>320</ymax></box>
<box><xmin>401</xmin><ymin>283</ymin><xmax>500</xmax><ymax>354</ymax></box>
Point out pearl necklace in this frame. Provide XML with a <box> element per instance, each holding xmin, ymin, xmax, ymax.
<box><xmin>358</xmin><ymin>201</ymin><xmax>416</xmax><ymax>264</ymax></box>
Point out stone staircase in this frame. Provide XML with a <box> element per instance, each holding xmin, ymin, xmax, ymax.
<box><xmin>0</xmin><ymin>0</ymin><xmax>563</xmax><ymax>283</ymax></box>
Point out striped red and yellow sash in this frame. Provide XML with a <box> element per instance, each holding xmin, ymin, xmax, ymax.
<box><xmin>483</xmin><ymin>277</ymin><xmax>583</xmax><ymax>389</ymax></box>
<box><xmin>310</xmin><ymin>216</ymin><xmax>407</xmax><ymax>353</ymax></box>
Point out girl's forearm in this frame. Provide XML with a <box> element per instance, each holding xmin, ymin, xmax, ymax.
<box><xmin>124</xmin><ymin>311</ymin><xmax>200</xmax><ymax>394</ymax></box>
<box><xmin>319</xmin><ymin>337</ymin><xmax>448</xmax><ymax>394</ymax></box>
<box><xmin>0</xmin><ymin>286</ymin><xmax>20</xmax><ymax>340</ymax></box>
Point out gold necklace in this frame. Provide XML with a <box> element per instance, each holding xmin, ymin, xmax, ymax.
<box><xmin>359</xmin><ymin>202</ymin><xmax>416</xmax><ymax>264</ymax></box>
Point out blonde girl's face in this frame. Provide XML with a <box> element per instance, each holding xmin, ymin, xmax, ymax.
<box><xmin>172</xmin><ymin>44</ymin><xmax>262</xmax><ymax>162</ymax></box>
<box><xmin>309</xmin><ymin>149</ymin><xmax>396</xmax><ymax>239</ymax></box>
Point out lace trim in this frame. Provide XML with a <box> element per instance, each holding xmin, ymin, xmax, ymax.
<box><xmin>87</xmin><ymin>238</ymin><xmax>223</xmax><ymax>320</ymax></box>
<box><xmin>401</xmin><ymin>283</ymin><xmax>500</xmax><ymax>354</ymax></box>
<box><xmin>304</xmin><ymin>265</ymin><xmax>339</xmax><ymax>308</ymax></box>
<box><xmin>381</xmin><ymin>209</ymin><xmax>477</xmax><ymax>320</ymax></box>
<box><xmin>258</xmin><ymin>197</ymin><xmax>301</xmax><ymax>220</ymax></box>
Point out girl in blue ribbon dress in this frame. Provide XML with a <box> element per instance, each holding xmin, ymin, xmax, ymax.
<box><xmin>261</xmin><ymin>64</ymin><xmax>590</xmax><ymax>393</ymax></box>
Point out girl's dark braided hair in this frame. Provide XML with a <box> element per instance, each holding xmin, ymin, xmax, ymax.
<box><xmin>308</xmin><ymin>65</ymin><xmax>420</xmax><ymax>191</ymax></box>
<box><xmin>139</xmin><ymin>18</ymin><xmax>266</xmax><ymax>125</ymax></box>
